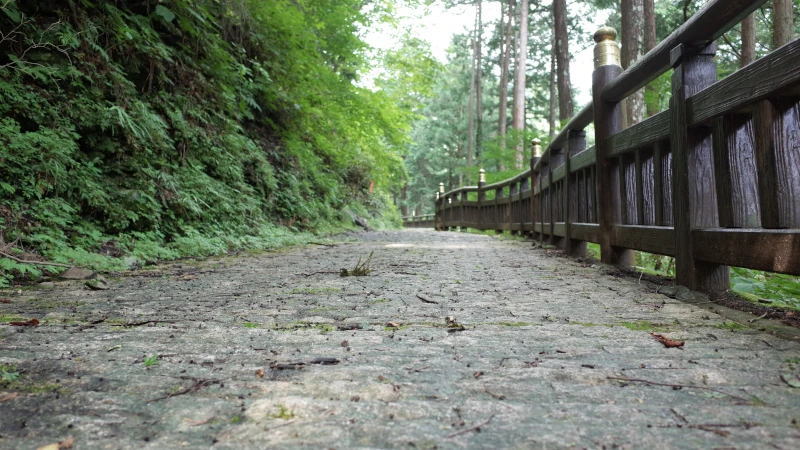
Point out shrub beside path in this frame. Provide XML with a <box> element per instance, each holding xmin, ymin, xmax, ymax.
<box><xmin>1</xmin><ymin>229</ymin><xmax>799</xmax><ymax>449</ymax></box>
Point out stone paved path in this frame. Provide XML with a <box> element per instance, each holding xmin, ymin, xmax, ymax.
<box><xmin>1</xmin><ymin>229</ymin><xmax>800</xmax><ymax>449</ymax></box>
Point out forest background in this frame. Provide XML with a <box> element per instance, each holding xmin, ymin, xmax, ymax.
<box><xmin>1</xmin><ymin>0</ymin><xmax>799</xmax><ymax>309</ymax></box>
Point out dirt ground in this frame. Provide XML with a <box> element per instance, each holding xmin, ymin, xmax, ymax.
<box><xmin>1</xmin><ymin>229</ymin><xmax>799</xmax><ymax>449</ymax></box>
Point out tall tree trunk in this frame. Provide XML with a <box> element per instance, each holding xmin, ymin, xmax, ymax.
<box><xmin>467</xmin><ymin>34</ymin><xmax>476</xmax><ymax>168</ymax></box>
<box><xmin>512</xmin><ymin>0</ymin><xmax>528</xmax><ymax>170</ymax></box>
<box><xmin>621</xmin><ymin>0</ymin><xmax>645</xmax><ymax>126</ymax></box>
<box><xmin>741</xmin><ymin>13</ymin><xmax>756</xmax><ymax>67</ymax></box>
<box><xmin>553</xmin><ymin>0</ymin><xmax>573</xmax><ymax>121</ymax></box>
<box><xmin>773</xmin><ymin>0</ymin><xmax>793</xmax><ymax>49</ymax></box>
<box><xmin>400</xmin><ymin>185</ymin><xmax>408</xmax><ymax>216</ymax></box>
<box><xmin>644</xmin><ymin>0</ymin><xmax>658</xmax><ymax>116</ymax></box>
<box><xmin>498</xmin><ymin>0</ymin><xmax>514</xmax><ymax>170</ymax></box>
<box><xmin>548</xmin><ymin>35</ymin><xmax>557</xmax><ymax>139</ymax></box>
<box><xmin>475</xmin><ymin>0</ymin><xmax>483</xmax><ymax>161</ymax></box>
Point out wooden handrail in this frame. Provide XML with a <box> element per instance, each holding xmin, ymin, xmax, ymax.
<box><xmin>602</xmin><ymin>0</ymin><xmax>768</xmax><ymax>102</ymax></box>
<box><xmin>434</xmin><ymin>1</ymin><xmax>800</xmax><ymax>292</ymax></box>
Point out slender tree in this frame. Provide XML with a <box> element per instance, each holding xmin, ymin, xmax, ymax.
<box><xmin>467</xmin><ymin>32</ymin><xmax>476</xmax><ymax>168</ymax></box>
<box><xmin>475</xmin><ymin>0</ymin><xmax>483</xmax><ymax>160</ymax></box>
<box><xmin>643</xmin><ymin>0</ymin><xmax>658</xmax><ymax>116</ymax></box>
<box><xmin>741</xmin><ymin>13</ymin><xmax>756</xmax><ymax>67</ymax></box>
<box><xmin>553</xmin><ymin>0</ymin><xmax>573</xmax><ymax>121</ymax></box>
<box><xmin>512</xmin><ymin>0</ymin><xmax>529</xmax><ymax>169</ymax></box>
<box><xmin>548</xmin><ymin>35</ymin><xmax>557</xmax><ymax>138</ymax></box>
<box><xmin>621</xmin><ymin>0</ymin><xmax>645</xmax><ymax>125</ymax></box>
<box><xmin>498</xmin><ymin>0</ymin><xmax>514</xmax><ymax>159</ymax></box>
<box><xmin>773</xmin><ymin>0</ymin><xmax>793</xmax><ymax>49</ymax></box>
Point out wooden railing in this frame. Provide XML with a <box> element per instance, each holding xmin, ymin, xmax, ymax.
<box><xmin>436</xmin><ymin>0</ymin><xmax>800</xmax><ymax>294</ymax></box>
<box><xmin>402</xmin><ymin>214</ymin><xmax>435</xmax><ymax>228</ymax></box>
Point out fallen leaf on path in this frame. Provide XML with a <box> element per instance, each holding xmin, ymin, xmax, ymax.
<box><xmin>473</xmin><ymin>371</ymin><xmax>484</xmax><ymax>379</ymax></box>
<box><xmin>9</xmin><ymin>318</ymin><xmax>39</xmax><ymax>326</ymax></box>
<box><xmin>255</xmin><ymin>368</ymin><xmax>265</xmax><ymax>378</ymax></box>
<box><xmin>37</xmin><ymin>437</ymin><xmax>74</xmax><ymax>450</ymax></box>
<box><xmin>649</xmin><ymin>333</ymin><xmax>685</xmax><ymax>348</ymax></box>
<box><xmin>0</xmin><ymin>299</ymin><xmax>11</xmax><ymax>303</ymax></box>
<box><xmin>781</xmin><ymin>374</ymin><xmax>800</xmax><ymax>388</ymax></box>
<box><xmin>387</xmin><ymin>322</ymin><xmax>400</xmax><ymax>328</ymax></box>
<box><xmin>0</xmin><ymin>393</ymin><xmax>20</xmax><ymax>403</ymax></box>
<box><xmin>340</xmin><ymin>340</ymin><xmax>349</xmax><ymax>347</ymax></box>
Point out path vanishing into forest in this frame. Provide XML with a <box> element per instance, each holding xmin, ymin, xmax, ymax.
<box><xmin>1</xmin><ymin>229</ymin><xmax>800</xmax><ymax>449</ymax></box>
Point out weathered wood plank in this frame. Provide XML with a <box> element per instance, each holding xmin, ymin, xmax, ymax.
<box><xmin>551</xmin><ymin>165</ymin><xmax>567</xmax><ymax>184</ymax></box>
<box><xmin>571</xmin><ymin>223</ymin><xmax>600</xmax><ymax>243</ymax></box>
<box><xmin>693</xmin><ymin>229</ymin><xmax>800</xmax><ymax>275</ymax></box>
<box><xmin>653</xmin><ymin>143</ymin><xmax>663</xmax><ymax>226</ymax></box>
<box><xmin>641</xmin><ymin>148</ymin><xmax>656</xmax><ymax>225</ymax></box>
<box><xmin>754</xmin><ymin>98</ymin><xmax>800</xmax><ymax>229</ymax></box>
<box><xmin>688</xmin><ymin>39</ymin><xmax>800</xmax><ymax>125</ymax></box>
<box><xmin>609</xmin><ymin>111</ymin><xmax>670</xmax><ymax>157</ymax></box>
<box><xmin>713</xmin><ymin>115</ymin><xmax>761</xmax><ymax>228</ymax></box>
<box><xmin>609</xmin><ymin>225</ymin><xmax>676</xmax><ymax>256</ymax></box>
<box><xmin>570</xmin><ymin>146</ymin><xmax>597</xmax><ymax>173</ymax></box>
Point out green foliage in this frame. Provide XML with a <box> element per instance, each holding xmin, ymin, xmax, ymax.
<box><xmin>731</xmin><ymin>268</ymin><xmax>800</xmax><ymax>311</ymax></box>
<box><xmin>0</xmin><ymin>0</ymin><xmax>411</xmax><ymax>283</ymax></box>
<box><xmin>0</xmin><ymin>364</ymin><xmax>20</xmax><ymax>384</ymax></box>
<box><xmin>144</xmin><ymin>354</ymin><xmax>159</xmax><ymax>367</ymax></box>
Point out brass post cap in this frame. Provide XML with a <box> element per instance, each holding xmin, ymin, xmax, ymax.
<box><xmin>438</xmin><ymin>182</ymin><xmax>445</xmax><ymax>193</ymax></box>
<box><xmin>594</xmin><ymin>26</ymin><xmax>620</xmax><ymax>68</ymax></box>
<box><xmin>479</xmin><ymin>169</ymin><xmax>486</xmax><ymax>183</ymax></box>
<box><xmin>532</xmin><ymin>138</ymin><xmax>543</xmax><ymax>158</ymax></box>
<box><xmin>593</xmin><ymin>26</ymin><xmax>617</xmax><ymax>43</ymax></box>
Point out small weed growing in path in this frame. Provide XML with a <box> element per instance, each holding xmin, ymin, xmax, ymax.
<box><xmin>144</xmin><ymin>354</ymin><xmax>159</xmax><ymax>367</ymax></box>
<box><xmin>269</xmin><ymin>404</ymin><xmax>295</xmax><ymax>419</ymax></box>
<box><xmin>340</xmin><ymin>251</ymin><xmax>374</xmax><ymax>277</ymax></box>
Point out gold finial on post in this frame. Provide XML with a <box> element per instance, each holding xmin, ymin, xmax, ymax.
<box><xmin>439</xmin><ymin>182</ymin><xmax>445</xmax><ymax>193</ymax></box>
<box><xmin>479</xmin><ymin>169</ymin><xmax>486</xmax><ymax>183</ymax></box>
<box><xmin>532</xmin><ymin>138</ymin><xmax>543</xmax><ymax>158</ymax></box>
<box><xmin>593</xmin><ymin>26</ymin><xmax>620</xmax><ymax>68</ymax></box>
<box><xmin>436</xmin><ymin>191</ymin><xmax>440</xmax><ymax>200</ymax></box>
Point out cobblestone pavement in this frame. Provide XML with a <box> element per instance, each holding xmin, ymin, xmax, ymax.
<box><xmin>1</xmin><ymin>229</ymin><xmax>800</xmax><ymax>449</ymax></box>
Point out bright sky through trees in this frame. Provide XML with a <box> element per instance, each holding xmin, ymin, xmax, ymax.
<box><xmin>364</xmin><ymin>1</ymin><xmax>609</xmax><ymax>105</ymax></box>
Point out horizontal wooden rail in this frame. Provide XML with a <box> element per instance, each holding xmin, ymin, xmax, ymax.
<box><xmin>402</xmin><ymin>215</ymin><xmax>435</xmax><ymax>229</ymax></box>
<box><xmin>434</xmin><ymin>1</ymin><xmax>800</xmax><ymax>295</ymax></box>
<box><xmin>602</xmin><ymin>0</ymin><xmax>769</xmax><ymax>103</ymax></box>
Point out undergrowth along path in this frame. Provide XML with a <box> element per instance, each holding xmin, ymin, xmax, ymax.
<box><xmin>1</xmin><ymin>229</ymin><xmax>799</xmax><ymax>449</ymax></box>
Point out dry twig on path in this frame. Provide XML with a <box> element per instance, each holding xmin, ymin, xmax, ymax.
<box><xmin>148</xmin><ymin>378</ymin><xmax>221</xmax><ymax>402</ymax></box>
<box><xmin>607</xmin><ymin>376</ymin><xmax>750</xmax><ymax>402</ymax></box>
<box><xmin>445</xmin><ymin>414</ymin><xmax>495</xmax><ymax>438</ymax></box>
<box><xmin>416</xmin><ymin>294</ymin><xmax>438</xmax><ymax>304</ymax></box>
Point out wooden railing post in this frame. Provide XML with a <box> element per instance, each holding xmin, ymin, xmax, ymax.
<box><xmin>530</xmin><ymin>139</ymin><xmax>542</xmax><ymax>242</ymax></box>
<box><xmin>478</xmin><ymin>169</ymin><xmax>486</xmax><ymax>230</ymax></box>
<box><xmin>592</xmin><ymin>27</ymin><xmax>635</xmax><ymax>267</ymax></box>
<box><xmin>566</xmin><ymin>130</ymin><xmax>587</xmax><ymax>256</ymax></box>
<box><xmin>437</xmin><ymin>183</ymin><xmax>445</xmax><ymax>231</ymax></box>
<box><xmin>670</xmin><ymin>42</ymin><xmax>729</xmax><ymax>293</ymax></box>
<box><xmin>495</xmin><ymin>186</ymin><xmax>504</xmax><ymax>234</ymax></box>
<box><xmin>460</xmin><ymin>190</ymin><xmax>468</xmax><ymax>231</ymax></box>
<box><xmin>510</xmin><ymin>180</ymin><xmax>519</xmax><ymax>235</ymax></box>
<box><xmin>520</xmin><ymin>175</ymin><xmax>530</xmax><ymax>236</ymax></box>
<box><xmin>550</xmin><ymin>147</ymin><xmax>565</xmax><ymax>248</ymax></box>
